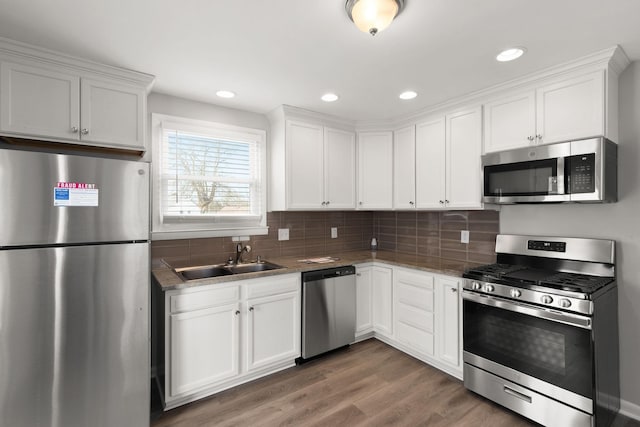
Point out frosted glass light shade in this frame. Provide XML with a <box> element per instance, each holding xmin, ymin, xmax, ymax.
<box><xmin>346</xmin><ymin>0</ymin><xmax>404</xmax><ymax>36</ymax></box>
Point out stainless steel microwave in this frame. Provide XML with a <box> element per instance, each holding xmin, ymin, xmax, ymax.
<box><xmin>482</xmin><ymin>137</ymin><xmax>617</xmax><ymax>204</ymax></box>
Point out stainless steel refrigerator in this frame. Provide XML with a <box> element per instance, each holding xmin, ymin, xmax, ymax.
<box><xmin>0</xmin><ymin>148</ymin><xmax>150</xmax><ymax>427</ymax></box>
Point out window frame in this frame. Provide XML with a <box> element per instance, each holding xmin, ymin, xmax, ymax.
<box><xmin>151</xmin><ymin>113</ymin><xmax>268</xmax><ymax>240</ymax></box>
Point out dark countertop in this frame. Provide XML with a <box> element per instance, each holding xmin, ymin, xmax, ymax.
<box><xmin>152</xmin><ymin>250</ymin><xmax>472</xmax><ymax>291</ymax></box>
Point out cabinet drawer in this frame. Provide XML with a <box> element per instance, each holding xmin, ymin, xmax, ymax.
<box><xmin>395</xmin><ymin>281</ymin><xmax>434</xmax><ymax>312</ymax></box>
<box><xmin>170</xmin><ymin>285</ymin><xmax>240</xmax><ymax>313</ymax></box>
<box><xmin>244</xmin><ymin>274</ymin><xmax>300</xmax><ymax>299</ymax></box>
<box><xmin>396</xmin><ymin>303</ymin><xmax>434</xmax><ymax>333</ymax></box>
<box><xmin>396</xmin><ymin>321</ymin><xmax>434</xmax><ymax>356</ymax></box>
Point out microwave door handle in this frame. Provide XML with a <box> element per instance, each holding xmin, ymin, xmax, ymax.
<box><xmin>557</xmin><ymin>156</ymin><xmax>566</xmax><ymax>195</ymax></box>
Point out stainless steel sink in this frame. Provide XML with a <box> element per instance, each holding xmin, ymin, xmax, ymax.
<box><xmin>228</xmin><ymin>261</ymin><xmax>284</xmax><ymax>274</ymax></box>
<box><xmin>174</xmin><ymin>261</ymin><xmax>285</xmax><ymax>281</ymax></box>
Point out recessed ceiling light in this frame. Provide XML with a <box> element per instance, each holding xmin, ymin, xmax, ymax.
<box><xmin>321</xmin><ymin>93</ymin><xmax>339</xmax><ymax>102</ymax></box>
<box><xmin>216</xmin><ymin>90</ymin><xmax>236</xmax><ymax>98</ymax></box>
<box><xmin>496</xmin><ymin>47</ymin><xmax>526</xmax><ymax>62</ymax></box>
<box><xmin>399</xmin><ymin>91</ymin><xmax>417</xmax><ymax>100</ymax></box>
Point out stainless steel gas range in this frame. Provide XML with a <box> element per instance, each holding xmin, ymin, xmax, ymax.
<box><xmin>462</xmin><ymin>234</ymin><xmax>619</xmax><ymax>427</ymax></box>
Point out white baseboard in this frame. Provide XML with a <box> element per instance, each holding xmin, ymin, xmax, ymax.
<box><xmin>620</xmin><ymin>399</ymin><xmax>640</xmax><ymax>421</ymax></box>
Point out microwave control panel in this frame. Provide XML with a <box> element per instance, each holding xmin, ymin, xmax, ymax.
<box><xmin>568</xmin><ymin>153</ymin><xmax>595</xmax><ymax>193</ymax></box>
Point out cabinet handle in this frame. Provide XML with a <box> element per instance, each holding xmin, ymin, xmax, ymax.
<box><xmin>359</xmin><ymin>201</ymin><xmax>363</xmax><ymax>205</ymax></box>
<box><xmin>81</xmin><ymin>128</ymin><xmax>89</xmax><ymax>135</ymax></box>
<box><xmin>535</xmin><ymin>134</ymin><xmax>542</xmax><ymax>142</ymax></box>
<box><xmin>249</xmin><ymin>307</ymin><xmax>254</xmax><ymax>312</ymax></box>
<box><xmin>445</xmin><ymin>200</ymin><xmax>450</xmax><ymax>204</ymax></box>
<box><xmin>321</xmin><ymin>201</ymin><xmax>326</xmax><ymax>206</ymax></box>
<box><xmin>356</xmin><ymin>273</ymin><xmax>361</xmax><ymax>276</ymax></box>
<box><xmin>326</xmin><ymin>201</ymin><xmax>330</xmax><ymax>205</ymax></box>
<box><xmin>71</xmin><ymin>126</ymin><xmax>79</xmax><ymax>133</ymax></box>
<box><xmin>235</xmin><ymin>310</ymin><xmax>240</xmax><ymax>315</ymax></box>
<box><xmin>409</xmin><ymin>201</ymin><xmax>414</xmax><ymax>205</ymax></box>
<box><xmin>451</xmin><ymin>288</ymin><xmax>458</xmax><ymax>293</ymax></box>
<box><xmin>439</xmin><ymin>200</ymin><xmax>444</xmax><ymax>204</ymax></box>
<box><xmin>527</xmin><ymin>135</ymin><xmax>534</xmax><ymax>142</ymax></box>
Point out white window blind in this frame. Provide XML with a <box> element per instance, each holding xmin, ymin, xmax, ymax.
<box><xmin>152</xmin><ymin>114</ymin><xmax>267</xmax><ymax>239</ymax></box>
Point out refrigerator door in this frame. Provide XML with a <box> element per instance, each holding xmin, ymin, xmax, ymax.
<box><xmin>0</xmin><ymin>149</ymin><xmax>149</xmax><ymax>246</ymax></box>
<box><xmin>0</xmin><ymin>243</ymin><xmax>149</xmax><ymax>427</ymax></box>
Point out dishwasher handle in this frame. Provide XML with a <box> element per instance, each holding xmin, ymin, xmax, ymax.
<box><xmin>302</xmin><ymin>266</ymin><xmax>356</xmax><ymax>282</ymax></box>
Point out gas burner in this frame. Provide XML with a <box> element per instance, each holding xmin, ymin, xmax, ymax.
<box><xmin>540</xmin><ymin>272</ymin><xmax>614</xmax><ymax>293</ymax></box>
<box><xmin>465</xmin><ymin>263</ymin><xmax>526</xmax><ymax>280</ymax></box>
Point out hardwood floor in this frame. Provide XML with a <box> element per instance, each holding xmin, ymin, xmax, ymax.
<box><xmin>151</xmin><ymin>339</ymin><xmax>639</xmax><ymax>427</ymax></box>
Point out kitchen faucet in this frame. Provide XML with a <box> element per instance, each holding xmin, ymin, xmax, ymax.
<box><xmin>234</xmin><ymin>243</ymin><xmax>251</xmax><ymax>264</ymax></box>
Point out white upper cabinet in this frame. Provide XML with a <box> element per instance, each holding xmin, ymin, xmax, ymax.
<box><xmin>285</xmin><ymin>120</ymin><xmax>325</xmax><ymax>209</ymax></box>
<box><xmin>0</xmin><ymin>61</ymin><xmax>80</xmax><ymax>140</ymax></box>
<box><xmin>80</xmin><ymin>78</ymin><xmax>146</xmax><ymax>149</ymax></box>
<box><xmin>415</xmin><ymin>117</ymin><xmax>446</xmax><ymax>209</ymax></box>
<box><xmin>415</xmin><ymin>106</ymin><xmax>482</xmax><ymax>210</ymax></box>
<box><xmin>0</xmin><ymin>39</ymin><xmax>154</xmax><ymax>152</ymax></box>
<box><xmin>358</xmin><ymin>131</ymin><xmax>393</xmax><ymax>209</ymax></box>
<box><xmin>483</xmin><ymin>90</ymin><xmax>536</xmax><ymax>152</ymax></box>
<box><xmin>269</xmin><ymin>107</ymin><xmax>356</xmax><ymax>211</ymax></box>
<box><xmin>536</xmin><ymin>71</ymin><xmax>604</xmax><ymax>144</ymax></box>
<box><xmin>324</xmin><ymin>127</ymin><xmax>357</xmax><ymax>209</ymax></box>
<box><xmin>484</xmin><ymin>70</ymin><xmax>606</xmax><ymax>153</ymax></box>
<box><xmin>446</xmin><ymin>106</ymin><xmax>483</xmax><ymax>209</ymax></box>
<box><xmin>393</xmin><ymin>125</ymin><xmax>416</xmax><ymax>209</ymax></box>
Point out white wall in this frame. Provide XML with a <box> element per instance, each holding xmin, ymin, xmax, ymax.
<box><xmin>500</xmin><ymin>61</ymin><xmax>640</xmax><ymax>414</ymax></box>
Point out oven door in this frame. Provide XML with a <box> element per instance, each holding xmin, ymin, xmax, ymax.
<box><xmin>482</xmin><ymin>141</ymin><xmax>571</xmax><ymax>203</ymax></box>
<box><xmin>462</xmin><ymin>291</ymin><xmax>593</xmax><ymax>411</ymax></box>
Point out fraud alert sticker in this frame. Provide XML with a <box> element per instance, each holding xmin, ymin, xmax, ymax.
<box><xmin>54</xmin><ymin>182</ymin><xmax>99</xmax><ymax>207</ymax></box>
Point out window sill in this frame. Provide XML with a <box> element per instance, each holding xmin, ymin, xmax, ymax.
<box><xmin>151</xmin><ymin>226</ymin><xmax>269</xmax><ymax>241</ymax></box>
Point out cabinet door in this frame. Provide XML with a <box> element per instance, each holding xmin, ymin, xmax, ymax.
<box><xmin>286</xmin><ymin>120</ymin><xmax>324</xmax><ymax>209</ymax></box>
<box><xmin>483</xmin><ymin>91</ymin><xmax>536</xmax><ymax>153</ymax></box>
<box><xmin>357</xmin><ymin>131</ymin><xmax>393</xmax><ymax>209</ymax></box>
<box><xmin>437</xmin><ymin>277</ymin><xmax>461</xmax><ymax>368</ymax></box>
<box><xmin>415</xmin><ymin>117</ymin><xmax>446</xmax><ymax>209</ymax></box>
<box><xmin>169</xmin><ymin>303</ymin><xmax>240</xmax><ymax>397</ymax></box>
<box><xmin>0</xmin><ymin>61</ymin><xmax>80</xmax><ymax>140</ymax></box>
<box><xmin>446</xmin><ymin>106</ymin><xmax>483</xmax><ymax>209</ymax></box>
<box><xmin>324</xmin><ymin>127</ymin><xmax>356</xmax><ymax>209</ymax></box>
<box><xmin>355</xmin><ymin>266</ymin><xmax>373</xmax><ymax>335</ymax></box>
<box><xmin>371</xmin><ymin>266</ymin><xmax>393</xmax><ymax>337</ymax></box>
<box><xmin>394</xmin><ymin>269</ymin><xmax>435</xmax><ymax>357</ymax></box>
<box><xmin>246</xmin><ymin>291</ymin><xmax>300</xmax><ymax>372</ymax></box>
<box><xmin>536</xmin><ymin>71</ymin><xmax>604</xmax><ymax>145</ymax></box>
<box><xmin>393</xmin><ymin>125</ymin><xmax>416</xmax><ymax>209</ymax></box>
<box><xmin>80</xmin><ymin>78</ymin><xmax>145</xmax><ymax>150</ymax></box>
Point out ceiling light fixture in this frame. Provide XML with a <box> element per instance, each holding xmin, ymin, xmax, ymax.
<box><xmin>345</xmin><ymin>0</ymin><xmax>405</xmax><ymax>36</ymax></box>
<box><xmin>496</xmin><ymin>47</ymin><xmax>526</xmax><ymax>62</ymax></box>
<box><xmin>216</xmin><ymin>90</ymin><xmax>236</xmax><ymax>98</ymax></box>
<box><xmin>321</xmin><ymin>93</ymin><xmax>339</xmax><ymax>102</ymax></box>
<box><xmin>399</xmin><ymin>90</ymin><xmax>417</xmax><ymax>100</ymax></box>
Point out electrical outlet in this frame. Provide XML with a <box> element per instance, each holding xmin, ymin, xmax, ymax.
<box><xmin>331</xmin><ymin>227</ymin><xmax>338</xmax><ymax>239</ymax></box>
<box><xmin>461</xmin><ymin>230</ymin><xmax>470</xmax><ymax>244</ymax></box>
<box><xmin>278</xmin><ymin>228</ymin><xmax>289</xmax><ymax>241</ymax></box>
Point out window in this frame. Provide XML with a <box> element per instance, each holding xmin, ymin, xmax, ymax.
<box><xmin>151</xmin><ymin>114</ymin><xmax>267</xmax><ymax>239</ymax></box>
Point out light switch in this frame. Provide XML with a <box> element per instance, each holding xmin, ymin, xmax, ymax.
<box><xmin>278</xmin><ymin>228</ymin><xmax>290</xmax><ymax>241</ymax></box>
<box><xmin>461</xmin><ymin>230</ymin><xmax>469</xmax><ymax>244</ymax></box>
<box><xmin>331</xmin><ymin>227</ymin><xmax>338</xmax><ymax>239</ymax></box>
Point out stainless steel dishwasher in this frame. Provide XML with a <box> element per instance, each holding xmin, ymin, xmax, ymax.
<box><xmin>301</xmin><ymin>265</ymin><xmax>356</xmax><ymax>360</ymax></box>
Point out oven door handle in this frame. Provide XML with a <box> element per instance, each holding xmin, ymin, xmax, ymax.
<box><xmin>462</xmin><ymin>290</ymin><xmax>592</xmax><ymax>329</ymax></box>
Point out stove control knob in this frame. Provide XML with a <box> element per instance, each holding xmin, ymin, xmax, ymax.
<box><xmin>510</xmin><ymin>289</ymin><xmax>522</xmax><ymax>298</ymax></box>
<box><xmin>559</xmin><ymin>299</ymin><xmax>572</xmax><ymax>308</ymax></box>
<box><xmin>541</xmin><ymin>295</ymin><xmax>554</xmax><ymax>304</ymax></box>
<box><xmin>485</xmin><ymin>285</ymin><xmax>495</xmax><ymax>293</ymax></box>
<box><xmin>471</xmin><ymin>281</ymin><xmax>482</xmax><ymax>290</ymax></box>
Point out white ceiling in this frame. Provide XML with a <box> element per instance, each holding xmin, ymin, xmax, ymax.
<box><xmin>1</xmin><ymin>0</ymin><xmax>640</xmax><ymax>121</ymax></box>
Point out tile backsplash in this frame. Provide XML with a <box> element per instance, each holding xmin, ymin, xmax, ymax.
<box><xmin>152</xmin><ymin>210</ymin><xmax>499</xmax><ymax>268</ymax></box>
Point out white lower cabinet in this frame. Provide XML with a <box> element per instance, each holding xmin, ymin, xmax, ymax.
<box><xmin>388</xmin><ymin>267</ymin><xmax>463</xmax><ymax>379</ymax></box>
<box><xmin>355</xmin><ymin>264</ymin><xmax>373</xmax><ymax>337</ymax></box>
<box><xmin>393</xmin><ymin>269</ymin><xmax>435</xmax><ymax>357</ymax></box>
<box><xmin>162</xmin><ymin>274</ymin><xmax>300</xmax><ymax>409</ymax></box>
<box><xmin>371</xmin><ymin>265</ymin><xmax>394</xmax><ymax>338</ymax></box>
<box><xmin>169</xmin><ymin>302</ymin><xmax>240</xmax><ymax>396</ymax></box>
